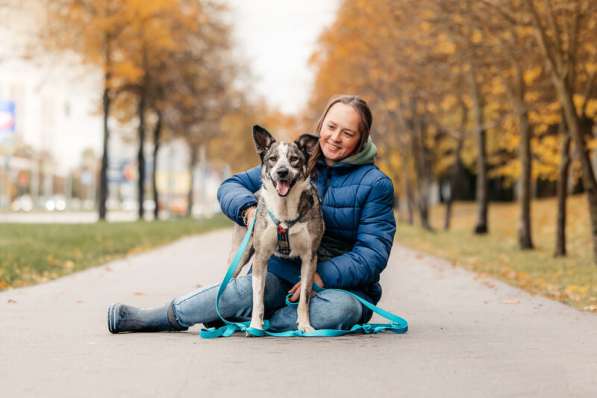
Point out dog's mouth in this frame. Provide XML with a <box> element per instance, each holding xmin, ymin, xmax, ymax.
<box><xmin>273</xmin><ymin>179</ymin><xmax>295</xmax><ymax>197</ymax></box>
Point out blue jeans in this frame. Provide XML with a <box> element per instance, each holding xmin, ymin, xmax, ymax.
<box><xmin>171</xmin><ymin>272</ymin><xmax>365</xmax><ymax>331</ymax></box>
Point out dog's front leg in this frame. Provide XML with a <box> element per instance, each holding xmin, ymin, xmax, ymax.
<box><xmin>297</xmin><ymin>253</ymin><xmax>316</xmax><ymax>333</ymax></box>
<box><xmin>249</xmin><ymin>252</ymin><xmax>269</xmax><ymax>332</ymax></box>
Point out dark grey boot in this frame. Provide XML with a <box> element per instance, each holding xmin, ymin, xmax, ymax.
<box><xmin>107</xmin><ymin>299</ymin><xmax>188</xmax><ymax>334</ymax></box>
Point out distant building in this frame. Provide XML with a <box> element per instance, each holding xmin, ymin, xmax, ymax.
<box><xmin>0</xmin><ymin>3</ymin><xmax>222</xmax><ymax>215</ymax></box>
<box><xmin>0</xmin><ymin>2</ymin><xmax>103</xmax><ymax>207</ymax></box>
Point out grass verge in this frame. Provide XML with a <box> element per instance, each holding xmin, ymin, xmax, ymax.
<box><xmin>397</xmin><ymin>194</ymin><xmax>597</xmax><ymax>313</ymax></box>
<box><xmin>0</xmin><ymin>214</ymin><xmax>231</xmax><ymax>290</ymax></box>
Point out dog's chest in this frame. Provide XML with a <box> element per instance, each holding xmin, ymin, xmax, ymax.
<box><xmin>262</xmin><ymin>220</ymin><xmax>311</xmax><ymax>258</ymax></box>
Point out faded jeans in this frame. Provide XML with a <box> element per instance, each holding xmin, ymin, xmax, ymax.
<box><xmin>171</xmin><ymin>272</ymin><xmax>366</xmax><ymax>331</ymax></box>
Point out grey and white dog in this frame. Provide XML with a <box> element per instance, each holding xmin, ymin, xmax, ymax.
<box><xmin>228</xmin><ymin>125</ymin><xmax>325</xmax><ymax>333</ymax></box>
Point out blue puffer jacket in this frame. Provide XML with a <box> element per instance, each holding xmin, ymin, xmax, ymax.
<box><xmin>217</xmin><ymin>139</ymin><xmax>396</xmax><ymax>304</ymax></box>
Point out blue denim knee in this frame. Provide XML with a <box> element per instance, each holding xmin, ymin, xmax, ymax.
<box><xmin>171</xmin><ymin>272</ymin><xmax>289</xmax><ymax>328</ymax></box>
<box><xmin>269</xmin><ymin>288</ymin><xmax>363</xmax><ymax>331</ymax></box>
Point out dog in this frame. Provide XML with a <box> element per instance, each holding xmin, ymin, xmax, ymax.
<box><xmin>228</xmin><ymin>125</ymin><xmax>324</xmax><ymax>333</ymax></box>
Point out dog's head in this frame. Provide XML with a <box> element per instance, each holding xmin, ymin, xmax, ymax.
<box><xmin>253</xmin><ymin>125</ymin><xmax>319</xmax><ymax>197</ymax></box>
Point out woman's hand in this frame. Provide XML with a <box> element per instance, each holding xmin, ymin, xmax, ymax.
<box><xmin>243</xmin><ymin>206</ymin><xmax>257</xmax><ymax>226</ymax></box>
<box><xmin>288</xmin><ymin>272</ymin><xmax>324</xmax><ymax>302</ymax></box>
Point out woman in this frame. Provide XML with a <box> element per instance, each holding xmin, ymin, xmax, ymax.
<box><xmin>107</xmin><ymin>95</ymin><xmax>396</xmax><ymax>334</ymax></box>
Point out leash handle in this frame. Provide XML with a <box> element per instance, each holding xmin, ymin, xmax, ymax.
<box><xmin>199</xmin><ymin>218</ymin><xmax>408</xmax><ymax>338</ymax></box>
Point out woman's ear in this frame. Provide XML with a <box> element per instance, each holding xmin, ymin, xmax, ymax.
<box><xmin>295</xmin><ymin>133</ymin><xmax>319</xmax><ymax>158</ymax></box>
<box><xmin>253</xmin><ymin>125</ymin><xmax>275</xmax><ymax>160</ymax></box>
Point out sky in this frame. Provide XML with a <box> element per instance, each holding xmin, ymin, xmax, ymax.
<box><xmin>226</xmin><ymin>0</ymin><xmax>340</xmax><ymax>114</ymax></box>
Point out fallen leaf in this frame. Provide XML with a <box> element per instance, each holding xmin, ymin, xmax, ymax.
<box><xmin>502</xmin><ymin>298</ymin><xmax>520</xmax><ymax>304</ymax></box>
<box><xmin>133</xmin><ymin>291</ymin><xmax>144</xmax><ymax>296</ymax></box>
<box><xmin>7</xmin><ymin>298</ymin><xmax>16</xmax><ymax>304</ymax></box>
<box><xmin>104</xmin><ymin>266</ymin><xmax>112</xmax><ymax>272</ymax></box>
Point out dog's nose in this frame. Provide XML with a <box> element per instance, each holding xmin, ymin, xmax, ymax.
<box><xmin>277</xmin><ymin>168</ymin><xmax>289</xmax><ymax>178</ymax></box>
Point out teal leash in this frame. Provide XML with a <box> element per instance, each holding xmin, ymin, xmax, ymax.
<box><xmin>199</xmin><ymin>217</ymin><xmax>408</xmax><ymax>338</ymax></box>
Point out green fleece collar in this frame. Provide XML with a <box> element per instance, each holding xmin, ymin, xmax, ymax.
<box><xmin>334</xmin><ymin>137</ymin><xmax>377</xmax><ymax>167</ymax></box>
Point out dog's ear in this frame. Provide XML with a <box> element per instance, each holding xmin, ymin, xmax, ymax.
<box><xmin>253</xmin><ymin>125</ymin><xmax>275</xmax><ymax>160</ymax></box>
<box><xmin>295</xmin><ymin>133</ymin><xmax>319</xmax><ymax>158</ymax></box>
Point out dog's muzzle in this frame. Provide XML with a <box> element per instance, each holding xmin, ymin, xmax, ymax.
<box><xmin>273</xmin><ymin>168</ymin><xmax>294</xmax><ymax>197</ymax></box>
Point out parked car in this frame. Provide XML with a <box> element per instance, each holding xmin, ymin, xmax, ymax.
<box><xmin>143</xmin><ymin>200</ymin><xmax>156</xmax><ymax>211</ymax></box>
<box><xmin>11</xmin><ymin>195</ymin><xmax>33</xmax><ymax>212</ymax></box>
<box><xmin>45</xmin><ymin>196</ymin><xmax>66</xmax><ymax>211</ymax></box>
<box><xmin>122</xmin><ymin>199</ymin><xmax>137</xmax><ymax>211</ymax></box>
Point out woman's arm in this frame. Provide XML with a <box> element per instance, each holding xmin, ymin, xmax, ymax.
<box><xmin>217</xmin><ymin>165</ymin><xmax>262</xmax><ymax>225</ymax></box>
<box><xmin>316</xmin><ymin>176</ymin><xmax>396</xmax><ymax>289</ymax></box>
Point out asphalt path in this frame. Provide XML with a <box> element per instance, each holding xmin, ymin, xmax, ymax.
<box><xmin>1</xmin><ymin>229</ymin><xmax>596</xmax><ymax>397</ymax></box>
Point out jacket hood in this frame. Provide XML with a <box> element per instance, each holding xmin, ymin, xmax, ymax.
<box><xmin>335</xmin><ymin>136</ymin><xmax>377</xmax><ymax>167</ymax></box>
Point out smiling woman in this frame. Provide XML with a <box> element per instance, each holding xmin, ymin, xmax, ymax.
<box><xmin>107</xmin><ymin>94</ymin><xmax>397</xmax><ymax>335</ymax></box>
<box><xmin>308</xmin><ymin>95</ymin><xmax>374</xmax><ymax>172</ymax></box>
<box><xmin>320</xmin><ymin>103</ymin><xmax>361</xmax><ymax>163</ymax></box>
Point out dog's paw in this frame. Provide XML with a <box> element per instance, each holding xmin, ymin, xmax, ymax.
<box><xmin>245</xmin><ymin>325</ymin><xmax>265</xmax><ymax>337</ymax></box>
<box><xmin>298</xmin><ymin>323</ymin><xmax>315</xmax><ymax>333</ymax></box>
<box><xmin>248</xmin><ymin>322</ymin><xmax>263</xmax><ymax>332</ymax></box>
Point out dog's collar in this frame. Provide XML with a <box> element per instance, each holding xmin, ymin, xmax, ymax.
<box><xmin>266</xmin><ymin>208</ymin><xmax>303</xmax><ymax>227</ymax></box>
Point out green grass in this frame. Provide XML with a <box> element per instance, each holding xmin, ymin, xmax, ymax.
<box><xmin>397</xmin><ymin>194</ymin><xmax>597</xmax><ymax>312</ymax></box>
<box><xmin>0</xmin><ymin>215</ymin><xmax>231</xmax><ymax>290</ymax></box>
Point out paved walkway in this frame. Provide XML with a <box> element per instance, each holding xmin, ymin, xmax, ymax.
<box><xmin>1</xmin><ymin>229</ymin><xmax>596</xmax><ymax>397</ymax></box>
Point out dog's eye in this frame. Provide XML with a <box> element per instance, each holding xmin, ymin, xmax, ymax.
<box><xmin>269</xmin><ymin>156</ymin><xmax>278</xmax><ymax>162</ymax></box>
<box><xmin>289</xmin><ymin>156</ymin><xmax>299</xmax><ymax>163</ymax></box>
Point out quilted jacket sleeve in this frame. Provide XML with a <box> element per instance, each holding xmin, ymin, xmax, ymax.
<box><xmin>317</xmin><ymin>176</ymin><xmax>396</xmax><ymax>289</ymax></box>
<box><xmin>217</xmin><ymin>165</ymin><xmax>261</xmax><ymax>225</ymax></box>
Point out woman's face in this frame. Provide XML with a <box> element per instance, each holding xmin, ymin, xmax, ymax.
<box><xmin>319</xmin><ymin>103</ymin><xmax>362</xmax><ymax>164</ymax></box>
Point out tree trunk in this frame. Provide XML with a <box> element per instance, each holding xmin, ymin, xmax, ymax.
<box><xmin>555</xmin><ymin>79</ymin><xmax>597</xmax><ymax>263</ymax></box>
<box><xmin>468</xmin><ymin>65</ymin><xmax>489</xmax><ymax>234</ymax></box>
<box><xmin>402</xmin><ymin>165</ymin><xmax>415</xmax><ymax>225</ymax></box>
<box><xmin>151</xmin><ymin>111</ymin><xmax>162</xmax><ymax>221</ymax></box>
<box><xmin>416</xmin><ymin>195</ymin><xmax>431</xmax><ymax>230</ymax></box>
<box><xmin>555</xmin><ymin>130</ymin><xmax>571</xmax><ymax>257</ymax></box>
<box><xmin>391</xmin><ymin>108</ymin><xmax>416</xmax><ymax>225</ymax></box>
<box><xmin>98</xmin><ymin>37</ymin><xmax>112</xmax><ymax>222</ymax></box>
<box><xmin>517</xmin><ymin>109</ymin><xmax>534</xmax><ymax>249</ymax></box>
<box><xmin>444</xmin><ymin>137</ymin><xmax>465</xmax><ymax>231</ymax></box>
<box><xmin>443</xmin><ymin>182</ymin><xmax>453</xmax><ymax>231</ymax></box>
<box><xmin>410</xmin><ymin>100</ymin><xmax>432</xmax><ymax>231</ymax></box>
<box><xmin>396</xmin><ymin>135</ymin><xmax>414</xmax><ymax>225</ymax></box>
<box><xmin>186</xmin><ymin>144</ymin><xmax>198</xmax><ymax>218</ymax></box>
<box><xmin>511</xmin><ymin>68</ymin><xmax>534</xmax><ymax>249</ymax></box>
<box><xmin>137</xmin><ymin>88</ymin><xmax>147</xmax><ymax>221</ymax></box>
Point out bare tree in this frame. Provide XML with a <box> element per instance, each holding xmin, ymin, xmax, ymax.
<box><xmin>524</xmin><ymin>0</ymin><xmax>597</xmax><ymax>263</ymax></box>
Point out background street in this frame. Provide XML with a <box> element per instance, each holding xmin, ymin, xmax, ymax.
<box><xmin>0</xmin><ymin>211</ymin><xmax>149</xmax><ymax>223</ymax></box>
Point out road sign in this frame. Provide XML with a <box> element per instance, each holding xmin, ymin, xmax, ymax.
<box><xmin>0</xmin><ymin>100</ymin><xmax>16</xmax><ymax>141</ymax></box>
